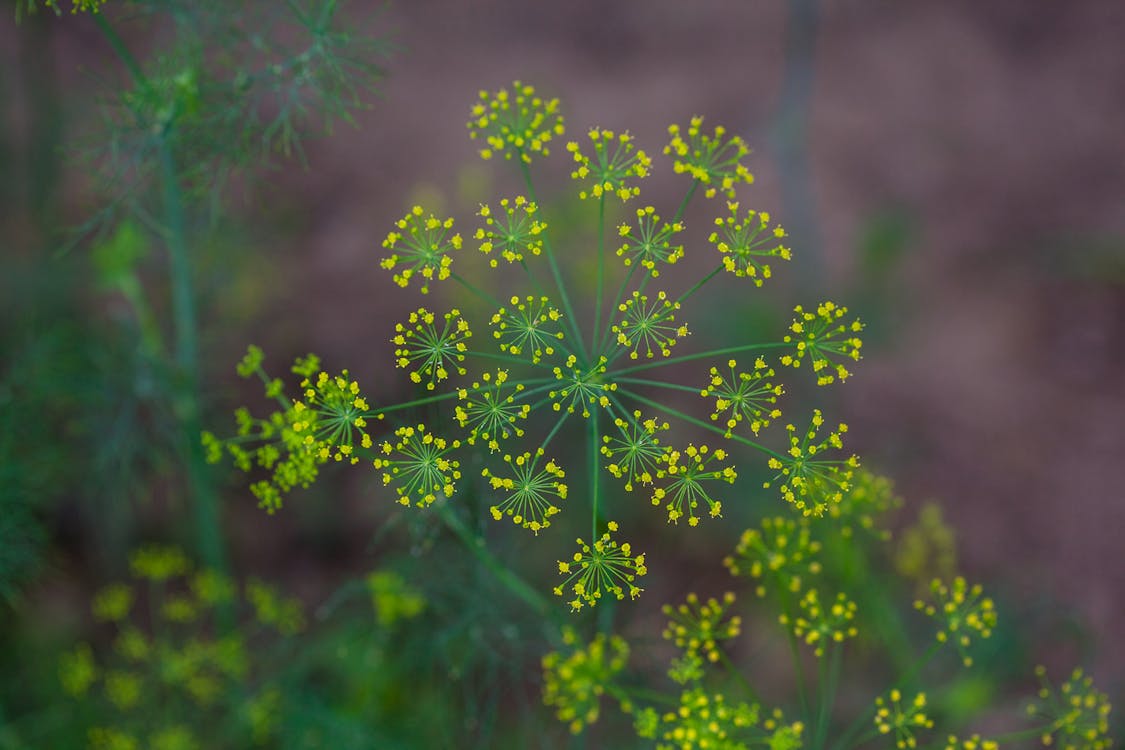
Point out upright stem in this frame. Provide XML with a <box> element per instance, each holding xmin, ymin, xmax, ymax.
<box><xmin>593</xmin><ymin>194</ymin><xmax>606</xmax><ymax>354</ymax></box>
<box><xmin>589</xmin><ymin>409</ymin><xmax>601</xmax><ymax>539</ymax></box>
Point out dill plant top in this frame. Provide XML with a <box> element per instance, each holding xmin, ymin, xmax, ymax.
<box><xmin>208</xmin><ymin>80</ymin><xmax>867</xmax><ymax>612</ymax></box>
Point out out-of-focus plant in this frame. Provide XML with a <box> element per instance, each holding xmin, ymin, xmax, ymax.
<box><xmin>2</xmin><ymin>0</ymin><xmax>391</xmax><ymax>590</ymax></box>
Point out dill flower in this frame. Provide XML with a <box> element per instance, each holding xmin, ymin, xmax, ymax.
<box><xmin>92</xmin><ymin>584</ymin><xmax>134</xmax><ymax>623</ymax></box>
<box><xmin>611</xmin><ymin>290</ymin><xmax>690</xmax><ymax>360</ymax></box>
<box><xmin>150</xmin><ymin>726</ymin><xmax>198</xmax><ymax>750</ymax></box>
<box><xmin>913</xmin><ymin>577</ymin><xmax>996</xmax><ymax>667</ymax></box>
<box><xmin>542</xmin><ymin>628</ymin><xmax>629</xmax><ymax>734</ymax></box>
<box><xmin>292</xmin><ymin>368</ymin><xmax>381</xmax><ymax>463</ymax></box>
<box><xmin>60</xmin><ymin>644</ymin><xmax>98</xmax><ymax>697</ymax></box>
<box><xmin>88</xmin><ymin>728</ymin><xmax>139</xmax><ymax>750</ymax></box>
<box><xmin>827</xmin><ymin>468</ymin><xmax>901</xmax><ymax>540</ymax></box>
<box><xmin>129</xmin><ymin>546</ymin><xmax>191</xmax><ymax>582</ymax></box>
<box><xmin>455</xmin><ymin>369</ymin><xmax>529</xmax><ymax>451</ymax></box>
<box><xmin>651</xmin><ymin>444</ymin><xmax>736</xmax><ymax>526</ymax></box>
<box><xmin>567</xmin><ymin>127</ymin><xmax>652</xmax><ymax>201</ymax></box>
<box><xmin>700</xmin><ymin>357</ymin><xmax>783</xmax><ymax>437</ymax></box>
<box><xmin>602</xmin><ymin>410</ymin><xmax>668</xmax><ymax>492</ymax></box>
<box><xmin>372</xmin><ymin>424</ymin><xmax>462</xmax><ymax>508</ymax></box>
<box><xmin>763</xmin><ymin>410</ymin><xmax>859</xmax><ymax>517</ymax></box>
<box><xmin>779</xmin><ymin>589</ymin><xmax>858</xmax><ymax>657</ymax></box>
<box><xmin>656</xmin><ymin>688</ymin><xmax>759</xmax><ymax>750</ymax></box>
<box><xmin>875</xmin><ymin>690</ymin><xmax>934</xmax><ymax>749</ymax></box>
<box><xmin>780</xmin><ymin>301</ymin><xmax>864</xmax><ymax>386</ymax></box>
<box><xmin>710</xmin><ymin>201</ymin><xmax>791</xmax><ymax>286</ymax></box>
<box><xmin>475</xmin><ymin>196</ymin><xmax>546</xmax><ymax>266</ymax></box>
<box><xmin>483</xmin><ymin>450</ymin><xmax>568</xmax><ymax>534</ymax></box>
<box><xmin>944</xmin><ymin>735</ymin><xmax>999</xmax><ymax>750</ymax></box>
<box><xmin>662</xmin><ymin>591</ymin><xmax>741</xmax><ymax>664</ymax></box>
<box><xmin>555</xmin><ymin>521</ymin><xmax>647</xmax><ymax>611</ymax></box>
<box><xmin>550</xmin><ymin>354</ymin><xmax>617</xmax><ymax>418</ymax></box>
<box><xmin>490</xmin><ymin>295</ymin><xmax>565</xmax><ymax>364</ymax></box>
<box><xmin>42</xmin><ymin>0</ymin><xmax>107</xmax><ymax>13</ymax></box>
<box><xmin>665</xmin><ymin>116</ymin><xmax>754</xmax><ymax>199</ymax></box>
<box><xmin>105</xmin><ymin>670</ymin><xmax>143</xmax><ymax>710</ymax></box>
<box><xmin>616</xmin><ymin>205</ymin><xmax>685</xmax><ymax>277</ymax></box>
<box><xmin>724</xmin><ymin>516</ymin><xmax>823</xmax><ymax>598</ymax></box>
<box><xmin>1027</xmin><ymin>666</ymin><xmax>1112</xmax><ymax>750</ymax></box>
<box><xmin>380</xmin><ymin>205</ymin><xmax>461</xmax><ymax>294</ymax></box>
<box><xmin>467</xmin><ymin>80</ymin><xmax>564</xmax><ymax>163</ymax></box>
<box><xmin>189</xmin><ymin>569</ymin><xmax>236</xmax><ymax>607</ymax></box>
<box><xmin>366</xmin><ymin>570</ymin><xmax>426</xmax><ymax>627</ymax></box>
<box><xmin>392</xmin><ymin>307</ymin><xmax>472</xmax><ymax>390</ymax></box>
<box><xmin>246</xmin><ymin>579</ymin><xmax>305</xmax><ymax>636</ymax></box>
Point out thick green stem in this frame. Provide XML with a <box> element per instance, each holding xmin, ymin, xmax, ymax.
<box><xmin>593</xmin><ymin>195</ymin><xmax>606</xmax><ymax>354</ymax></box>
<box><xmin>672</xmin><ymin>179</ymin><xmax>700</xmax><ymax>223</ymax></box>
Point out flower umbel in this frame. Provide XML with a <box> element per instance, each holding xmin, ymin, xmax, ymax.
<box><xmin>467</xmin><ymin>80</ymin><xmax>564</xmax><ymax>163</ymax></box>
<box><xmin>550</xmin><ymin>355</ymin><xmax>617</xmax><ymax>418</ymax></box>
<box><xmin>490</xmin><ymin>295</ymin><xmax>565</xmax><ymax>364</ymax></box>
<box><xmin>616</xmin><ymin>205</ymin><xmax>685</xmax><ymax>277</ymax></box>
<box><xmin>455</xmin><ymin>369</ymin><xmax>529</xmax><ymax>451</ymax></box>
<box><xmin>542</xmin><ymin>628</ymin><xmax>629</xmax><ymax>734</ymax></box>
<box><xmin>710</xmin><ymin>201</ymin><xmax>791</xmax><ymax>286</ymax></box>
<box><xmin>700</xmin><ymin>357</ymin><xmax>783</xmax><ymax>437</ymax></box>
<box><xmin>567</xmin><ymin>128</ymin><xmax>652</xmax><ymax>201</ymax></box>
<box><xmin>764</xmin><ymin>410</ymin><xmax>858</xmax><ymax>517</ymax></box>
<box><xmin>724</xmin><ymin>516</ymin><xmax>822</xmax><ymax>598</ymax></box>
<box><xmin>662</xmin><ymin>591</ymin><xmax>742</xmax><ymax>664</ymax></box>
<box><xmin>555</xmin><ymin>521</ymin><xmax>647</xmax><ymax>611</ymax></box>
<box><xmin>602</xmin><ymin>410</ymin><xmax>668</xmax><ymax>492</ymax></box>
<box><xmin>372</xmin><ymin>424</ymin><xmax>462</xmax><ymax>508</ymax></box>
<box><xmin>779</xmin><ymin>588</ymin><xmax>858</xmax><ymax>657</ymax></box>
<box><xmin>913</xmin><ymin>576</ymin><xmax>996</xmax><ymax>667</ymax></box>
<box><xmin>665</xmin><ymin>117</ymin><xmax>754</xmax><ymax>199</ymax></box>
<box><xmin>380</xmin><ymin>206</ymin><xmax>461</xmax><ymax>294</ymax></box>
<box><xmin>475</xmin><ymin>195</ymin><xmax>546</xmax><ymax>267</ymax></box>
<box><xmin>1027</xmin><ymin>666</ymin><xmax>1113</xmax><ymax>750</ymax></box>
<box><xmin>392</xmin><ymin>307</ymin><xmax>472</xmax><ymax>390</ymax></box>
<box><xmin>780</xmin><ymin>301</ymin><xmax>864</xmax><ymax>386</ymax></box>
<box><xmin>611</xmin><ymin>290</ymin><xmax>689</xmax><ymax>360</ymax></box>
<box><xmin>483</xmin><ymin>450</ymin><xmax>567</xmax><ymax>534</ymax></box>
<box><xmin>874</xmin><ymin>690</ymin><xmax>934</xmax><ymax>750</ymax></box>
<box><xmin>651</xmin><ymin>444</ymin><xmax>736</xmax><ymax>526</ymax></box>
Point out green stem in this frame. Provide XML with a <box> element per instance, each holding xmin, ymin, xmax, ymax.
<box><xmin>598</xmin><ymin>262</ymin><xmax>637</xmax><ymax>357</ymax></box>
<box><xmin>612</xmin><ymin>342</ymin><xmax>787</xmax><ymax>378</ymax></box>
<box><xmin>436</xmin><ymin>503</ymin><xmax>556</xmax><ymax>626</ymax></box>
<box><xmin>814</xmin><ymin>644</ymin><xmax>843</xmax><ymax>749</ymax></box>
<box><xmin>451</xmin><ymin>270</ymin><xmax>502</xmax><ymax>309</ymax></box>
<box><xmin>674</xmin><ymin>263</ymin><xmax>724</xmax><ymax>308</ymax></box>
<box><xmin>615</xmin><ymin>376</ymin><xmax>702</xmax><ymax>395</ymax></box>
<box><xmin>717</xmin><ymin>649</ymin><xmax>759</xmax><ymax>704</ymax></box>
<box><xmin>787</xmin><ymin>628</ymin><xmax>812</xmax><ymax>726</ymax></box>
<box><xmin>92</xmin><ymin>13</ymin><xmax>145</xmax><ymax>85</ymax></box>
<box><xmin>589</xmin><ymin>409</ymin><xmax>601</xmax><ymax>539</ymax></box>
<box><xmin>672</xmin><ymin>179</ymin><xmax>700</xmax><ymax>223</ymax></box>
<box><xmin>619</xmin><ymin>388</ymin><xmax>786</xmax><ymax>461</ymax></box>
<box><xmin>593</xmin><ymin>194</ymin><xmax>606</xmax><ymax>354</ymax></box>
<box><xmin>519</xmin><ymin>158</ymin><xmax>587</xmax><ymax>362</ymax></box>
<box><xmin>465</xmin><ymin>349</ymin><xmax>551</xmax><ymax>370</ymax></box>
<box><xmin>537</xmin><ymin>410</ymin><xmax>571</xmax><ymax>456</ymax></box>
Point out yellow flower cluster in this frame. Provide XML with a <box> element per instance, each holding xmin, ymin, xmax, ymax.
<box><xmin>779</xmin><ymin>589</ymin><xmax>858</xmax><ymax>657</ymax></box>
<box><xmin>602</xmin><ymin>410</ymin><xmax>668</xmax><ymax>492</ymax></box>
<box><xmin>1028</xmin><ymin>666</ymin><xmax>1113</xmax><ymax>750</ymax></box>
<box><xmin>392</xmin><ymin>307</ymin><xmax>472</xmax><ymax>390</ymax></box>
<box><xmin>455</xmin><ymin>369</ymin><xmax>529</xmax><ymax>452</ymax></box>
<box><xmin>875</xmin><ymin>690</ymin><xmax>934</xmax><ymax>749</ymax></box>
<box><xmin>913</xmin><ymin>576</ymin><xmax>996</xmax><ymax>667</ymax></box>
<box><xmin>550</xmin><ymin>354</ymin><xmax>617</xmax><ymax>418</ymax></box>
<box><xmin>665</xmin><ymin>117</ymin><xmax>754</xmax><ymax>199</ymax></box>
<box><xmin>467</xmin><ymin>80</ymin><xmax>564</xmax><ymax>163</ymax></box>
<box><xmin>764</xmin><ymin>410</ymin><xmax>859</xmax><ymax>517</ymax></box>
<box><xmin>555</xmin><ymin>521</ymin><xmax>646</xmax><ymax>611</ymax></box>
<box><xmin>612</xmin><ymin>290</ymin><xmax>689</xmax><ymax>360</ymax></box>
<box><xmin>567</xmin><ymin>128</ymin><xmax>651</xmax><ymax>201</ymax></box>
<box><xmin>483</xmin><ymin>449</ymin><xmax>567</xmax><ymax>534</ymax></box>
<box><xmin>292</xmin><ymin>369</ymin><xmax>379</xmax><ymax>463</ymax></box>
<box><xmin>780</xmin><ymin>301</ymin><xmax>864</xmax><ymax>386</ymax></box>
<box><xmin>490</xmin><ymin>295</ymin><xmax>565</xmax><ymax>363</ymax></box>
<box><xmin>366</xmin><ymin>570</ymin><xmax>426</xmax><ymax>628</ymax></box>
<box><xmin>944</xmin><ymin>735</ymin><xmax>999</xmax><ymax>750</ymax></box>
<box><xmin>654</xmin><ymin>688</ymin><xmax>759</xmax><ymax>750</ymax></box>
<box><xmin>372</xmin><ymin>424</ymin><xmax>461</xmax><ymax>508</ymax></box>
<box><xmin>710</xmin><ymin>201</ymin><xmax>791</xmax><ymax>286</ymax></box>
<box><xmin>475</xmin><ymin>195</ymin><xmax>546</xmax><ymax>266</ymax></box>
<box><xmin>662</xmin><ymin>591</ymin><xmax>742</xmax><ymax>664</ymax></box>
<box><xmin>541</xmin><ymin>628</ymin><xmax>629</xmax><ymax>734</ymax></box>
<box><xmin>651</xmin><ymin>444</ymin><xmax>735</xmax><ymax>526</ymax></box>
<box><xmin>616</xmin><ymin>205</ymin><xmax>685</xmax><ymax>277</ymax></box>
<box><xmin>724</xmin><ymin>516</ymin><xmax>823</xmax><ymax>598</ymax></box>
<box><xmin>700</xmin><ymin>357</ymin><xmax>782</xmax><ymax>437</ymax></box>
<box><xmin>380</xmin><ymin>206</ymin><xmax>460</xmax><ymax>294</ymax></box>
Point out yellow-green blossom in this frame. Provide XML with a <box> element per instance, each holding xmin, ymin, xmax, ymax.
<box><xmin>780</xmin><ymin>301</ymin><xmax>864</xmax><ymax>386</ymax></box>
<box><xmin>764</xmin><ymin>410</ymin><xmax>858</xmax><ymax>517</ymax></box>
<box><xmin>542</xmin><ymin>628</ymin><xmax>629</xmax><ymax>734</ymax></box>
<box><xmin>129</xmin><ymin>546</ymin><xmax>191</xmax><ymax>582</ymax></box>
<box><xmin>665</xmin><ymin>116</ymin><xmax>754</xmax><ymax>199</ymax></box>
<box><xmin>468</xmin><ymin>80</ymin><xmax>564</xmax><ymax>163</ymax></box>
<box><xmin>567</xmin><ymin>128</ymin><xmax>651</xmax><ymax>201</ymax></box>
<box><xmin>617</xmin><ymin>205</ymin><xmax>684</xmax><ymax>277</ymax></box>
<box><xmin>1027</xmin><ymin>666</ymin><xmax>1112</xmax><ymax>750</ymax></box>
<box><xmin>662</xmin><ymin>591</ymin><xmax>741</xmax><ymax>664</ymax></box>
<box><xmin>92</xmin><ymin>583</ymin><xmax>134</xmax><ymax>622</ymax></box>
<box><xmin>710</xmin><ymin>201</ymin><xmax>790</xmax><ymax>285</ymax></box>
<box><xmin>724</xmin><ymin>516</ymin><xmax>822</xmax><ymax>598</ymax></box>
<box><xmin>380</xmin><ymin>206</ymin><xmax>461</xmax><ymax>294</ymax></box>
<box><xmin>651</xmin><ymin>444</ymin><xmax>736</xmax><ymax>526</ymax></box>
<box><xmin>875</xmin><ymin>690</ymin><xmax>934</xmax><ymax>749</ymax></box>
<box><xmin>611</xmin><ymin>290</ymin><xmax>689</xmax><ymax>360</ymax></box>
<box><xmin>779</xmin><ymin>589</ymin><xmax>858</xmax><ymax>657</ymax></box>
<box><xmin>655</xmin><ymin>688</ymin><xmax>759</xmax><ymax>750</ymax></box>
<box><xmin>475</xmin><ymin>195</ymin><xmax>546</xmax><ymax>266</ymax></box>
<box><xmin>392</xmin><ymin>307</ymin><xmax>472</xmax><ymax>390</ymax></box>
<box><xmin>700</xmin><ymin>357</ymin><xmax>782</xmax><ymax>437</ymax></box>
<box><xmin>455</xmin><ymin>369</ymin><xmax>529</xmax><ymax>451</ymax></box>
<box><xmin>490</xmin><ymin>295</ymin><xmax>565</xmax><ymax>364</ymax></box>
<box><xmin>602</xmin><ymin>410</ymin><xmax>668</xmax><ymax>492</ymax></box>
<box><xmin>367</xmin><ymin>570</ymin><xmax>426</xmax><ymax>627</ymax></box>
<box><xmin>372</xmin><ymin>424</ymin><xmax>462</xmax><ymax>507</ymax></box>
<box><xmin>555</xmin><ymin>521</ymin><xmax>646</xmax><ymax>611</ymax></box>
<box><xmin>484</xmin><ymin>450</ymin><xmax>567</xmax><ymax>534</ymax></box>
<box><xmin>550</xmin><ymin>355</ymin><xmax>617</xmax><ymax>418</ymax></box>
<box><xmin>913</xmin><ymin>577</ymin><xmax>996</xmax><ymax>667</ymax></box>
<box><xmin>59</xmin><ymin>644</ymin><xmax>98</xmax><ymax>696</ymax></box>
